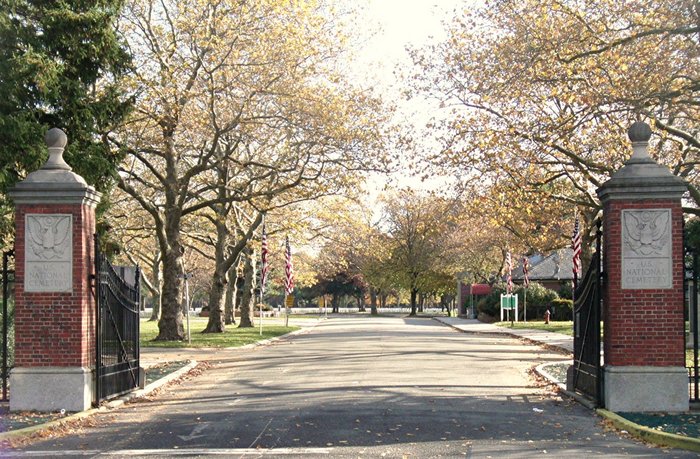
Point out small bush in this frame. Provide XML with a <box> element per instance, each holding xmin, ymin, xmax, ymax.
<box><xmin>550</xmin><ymin>298</ymin><xmax>573</xmax><ymax>321</ymax></box>
<box><xmin>477</xmin><ymin>282</ymin><xmax>565</xmax><ymax>322</ymax></box>
<box><xmin>558</xmin><ymin>282</ymin><xmax>573</xmax><ymax>300</ymax></box>
<box><xmin>515</xmin><ymin>282</ymin><xmax>559</xmax><ymax>320</ymax></box>
<box><xmin>476</xmin><ymin>285</ymin><xmax>506</xmax><ymax>318</ymax></box>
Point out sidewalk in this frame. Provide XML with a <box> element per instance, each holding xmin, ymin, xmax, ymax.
<box><xmin>0</xmin><ymin>317</ymin><xmax>323</xmax><ymax>441</ymax></box>
<box><xmin>434</xmin><ymin>315</ymin><xmax>700</xmax><ymax>453</ymax></box>
<box><xmin>433</xmin><ymin>316</ymin><xmax>573</xmax><ymax>353</ymax></box>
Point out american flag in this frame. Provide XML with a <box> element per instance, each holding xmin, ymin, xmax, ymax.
<box><xmin>572</xmin><ymin>215</ymin><xmax>582</xmax><ymax>279</ymax></box>
<box><xmin>505</xmin><ymin>251</ymin><xmax>513</xmax><ymax>293</ymax></box>
<box><xmin>522</xmin><ymin>256</ymin><xmax>530</xmax><ymax>288</ymax></box>
<box><xmin>260</xmin><ymin>221</ymin><xmax>269</xmax><ymax>294</ymax></box>
<box><xmin>284</xmin><ymin>235</ymin><xmax>294</xmax><ymax>295</ymax></box>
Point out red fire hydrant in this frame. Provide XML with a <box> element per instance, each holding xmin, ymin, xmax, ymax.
<box><xmin>544</xmin><ymin>309</ymin><xmax>551</xmax><ymax>325</ymax></box>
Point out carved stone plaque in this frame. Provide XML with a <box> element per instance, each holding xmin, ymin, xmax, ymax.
<box><xmin>24</xmin><ymin>214</ymin><xmax>72</xmax><ymax>292</ymax></box>
<box><xmin>621</xmin><ymin>209</ymin><xmax>672</xmax><ymax>289</ymax></box>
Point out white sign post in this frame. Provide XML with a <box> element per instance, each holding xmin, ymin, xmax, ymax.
<box><xmin>500</xmin><ymin>294</ymin><xmax>518</xmax><ymax>323</ymax></box>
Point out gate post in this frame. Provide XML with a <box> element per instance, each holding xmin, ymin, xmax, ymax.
<box><xmin>597</xmin><ymin>121</ymin><xmax>688</xmax><ymax>412</ymax></box>
<box><xmin>8</xmin><ymin>128</ymin><xmax>101</xmax><ymax>412</ymax></box>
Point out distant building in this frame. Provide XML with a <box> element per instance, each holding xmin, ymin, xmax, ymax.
<box><xmin>511</xmin><ymin>248</ymin><xmax>574</xmax><ymax>293</ymax></box>
<box><xmin>456</xmin><ymin>282</ymin><xmax>492</xmax><ymax>317</ymax></box>
<box><xmin>457</xmin><ymin>248</ymin><xmax>575</xmax><ymax>317</ymax></box>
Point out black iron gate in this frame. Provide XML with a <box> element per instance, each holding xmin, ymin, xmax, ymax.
<box><xmin>95</xmin><ymin>236</ymin><xmax>141</xmax><ymax>404</ymax></box>
<box><xmin>1</xmin><ymin>249</ymin><xmax>14</xmax><ymax>402</ymax></box>
<box><xmin>572</xmin><ymin>221</ymin><xmax>604</xmax><ymax>406</ymax></box>
<box><xmin>686</xmin><ymin>241</ymin><xmax>699</xmax><ymax>403</ymax></box>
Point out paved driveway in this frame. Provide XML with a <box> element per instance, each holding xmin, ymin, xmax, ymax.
<box><xmin>5</xmin><ymin>316</ymin><xmax>692</xmax><ymax>458</ymax></box>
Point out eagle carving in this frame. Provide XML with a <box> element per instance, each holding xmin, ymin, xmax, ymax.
<box><xmin>27</xmin><ymin>215</ymin><xmax>71</xmax><ymax>260</ymax></box>
<box><xmin>623</xmin><ymin>211</ymin><xmax>669</xmax><ymax>256</ymax></box>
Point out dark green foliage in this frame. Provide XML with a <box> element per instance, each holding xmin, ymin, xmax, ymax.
<box><xmin>476</xmin><ymin>284</ymin><xmax>505</xmax><ymax>318</ymax></box>
<box><xmin>685</xmin><ymin>218</ymin><xmax>700</xmax><ymax>253</ymax></box>
<box><xmin>476</xmin><ymin>282</ymin><xmax>561</xmax><ymax>321</ymax></box>
<box><xmin>0</xmin><ymin>0</ymin><xmax>131</xmax><ymax>243</ymax></box>
<box><xmin>0</xmin><ymin>292</ymin><xmax>14</xmax><ymax>373</ymax></box>
<box><xmin>557</xmin><ymin>281</ymin><xmax>573</xmax><ymax>300</ymax></box>
<box><xmin>550</xmin><ymin>298</ymin><xmax>573</xmax><ymax>321</ymax></box>
<box><xmin>516</xmin><ymin>282</ymin><xmax>559</xmax><ymax>320</ymax></box>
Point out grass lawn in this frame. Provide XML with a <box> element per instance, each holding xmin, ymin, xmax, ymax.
<box><xmin>140</xmin><ymin>318</ymin><xmax>299</xmax><ymax>348</ymax></box>
<box><xmin>494</xmin><ymin>320</ymin><xmax>574</xmax><ymax>336</ymax></box>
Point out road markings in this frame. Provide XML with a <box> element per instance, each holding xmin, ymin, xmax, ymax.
<box><xmin>248</xmin><ymin>418</ymin><xmax>274</xmax><ymax>449</ymax></box>
<box><xmin>177</xmin><ymin>422</ymin><xmax>209</xmax><ymax>441</ymax></box>
<box><xmin>4</xmin><ymin>448</ymin><xmax>332</xmax><ymax>457</ymax></box>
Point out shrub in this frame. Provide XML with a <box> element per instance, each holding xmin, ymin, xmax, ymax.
<box><xmin>515</xmin><ymin>282</ymin><xmax>559</xmax><ymax>320</ymax></box>
<box><xmin>550</xmin><ymin>298</ymin><xmax>573</xmax><ymax>321</ymax></box>
<box><xmin>476</xmin><ymin>285</ymin><xmax>505</xmax><ymax>318</ymax></box>
<box><xmin>476</xmin><ymin>284</ymin><xmax>506</xmax><ymax>318</ymax></box>
<box><xmin>558</xmin><ymin>281</ymin><xmax>573</xmax><ymax>300</ymax></box>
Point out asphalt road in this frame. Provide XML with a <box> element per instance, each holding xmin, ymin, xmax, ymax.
<box><xmin>4</xmin><ymin>316</ymin><xmax>696</xmax><ymax>458</ymax></box>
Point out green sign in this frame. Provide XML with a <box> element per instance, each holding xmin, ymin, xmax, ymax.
<box><xmin>501</xmin><ymin>294</ymin><xmax>517</xmax><ymax>310</ymax></box>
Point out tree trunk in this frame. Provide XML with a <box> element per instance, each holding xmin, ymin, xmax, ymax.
<box><xmin>148</xmin><ymin>252</ymin><xmax>162</xmax><ymax>322</ymax></box>
<box><xmin>409</xmin><ymin>288</ymin><xmax>418</xmax><ymax>316</ymax></box>
<box><xmin>234</xmin><ymin>270</ymin><xmax>245</xmax><ymax>313</ymax></box>
<box><xmin>156</xmin><ymin>248</ymin><xmax>185</xmax><ymax>340</ymax></box>
<box><xmin>238</xmin><ymin>248</ymin><xmax>256</xmax><ymax>328</ymax></box>
<box><xmin>370</xmin><ymin>288</ymin><xmax>378</xmax><ymax>316</ymax></box>
<box><xmin>154</xmin><ymin>148</ymin><xmax>186</xmax><ymax>341</ymax></box>
<box><xmin>224</xmin><ymin>264</ymin><xmax>236</xmax><ymax>325</ymax></box>
<box><xmin>203</xmin><ymin>220</ymin><xmax>229</xmax><ymax>333</ymax></box>
<box><xmin>203</xmin><ymin>266</ymin><xmax>227</xmax><ymax>333</ymax></box>
<box><xmin>155</xmin><ymin>217</ymin><xmax>185</xmax><ymax>340</ymax></box>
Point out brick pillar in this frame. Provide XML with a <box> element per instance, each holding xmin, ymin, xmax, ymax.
<box><xmin>597</xmin><ymin>121</ymin><xmax>688</xmax><ymax>412</ymax></box>
<box><xmin>8</xmin><ymin>128</ymin><xmax>101</xmax><ymax>412</ymax></box>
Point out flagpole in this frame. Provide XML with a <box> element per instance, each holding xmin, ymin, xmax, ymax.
<box><xmin>572</xmin><ymin>212</ymin><xmax>582</xmax><ymax>324</ymax></box>
<box><xmin>259</xmin><ymin>246</ymin><xmax>263</xmax><ymax>337</ymax></box>
<box><xmin>259</xmin><ymin>215</ymin><xmax>268</xmax><ymax>336</ymax></box>
<box><xmin>522</xmin><ymin>256</ymin><xmax>529</xmax><ymax>323</ymax></box>
<box><xmin>284</xmin><ymin>235</ymin><xmax>293</xmax><ymax>328</ymax></box>
<box><xmin>524</xmin><ymin>287</ymin><xmax>527</xmax><ymax>322</ymax></box>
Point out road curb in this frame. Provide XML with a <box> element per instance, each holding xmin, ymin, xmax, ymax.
<box><xmin>0</xmin><ymin>319</ymin><xmax>325</xmax><ymax>442</ymax></box>
<box><xmin>533</xmin><ymin>363</ymin><xmax>700</xmax><ymax>452</ymax></box>
<box><xmin>442</xmin><ymin>319</ymin><xmax>700</xmax><ymax>452</ymax></box>
<box><xmin>433</xmin><ymin>317</ymin><xmax>572</xmax><ymax>354</ymax></box>
<box><xmin>228</xmin><ymin>319</ymin><xmax>323</xmax><ymax>350</ymax></box>
<box><xmin>596</xmin><ymin>409</ymin><xmax>700</xmax><ymax>453</ymax></box>
<box><xmin>0</xmin><ymin>360</ymin><xmax>200</xmax><ymax>442</ymax></box>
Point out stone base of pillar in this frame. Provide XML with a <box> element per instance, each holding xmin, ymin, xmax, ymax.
<box><xmin>10</xmin><ymin>367</ymin><xmax>93</xmax><ymax>412</ymax></box>
<box><xmin>604</xmin><ymin>365</ymin><xmax>688</xmax><ymax>412</ymax></box>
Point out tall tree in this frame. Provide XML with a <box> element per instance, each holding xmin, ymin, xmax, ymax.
<box><xmin>0</xmin><ymin>0</ymin><xmax>131</xmax><ymax>243</ymax></box>
<box><xmin>410</xmin><ymin>0</ymin><xmax>700</xmax><ymax>249</ymax></box>
<box><xmin>382</xmin><ymin>190</ymin><xmax>457</xmax><ymax>316</ymax></box>
<box><xmin>114</xmin><ymin>0</ymin><xmax>388</xmax><ymax>340</ymax></box>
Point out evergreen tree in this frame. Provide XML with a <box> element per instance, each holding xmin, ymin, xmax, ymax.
<box><xmin>0</xmin><ymin>0</ymin><xmax>131</xmax><ymax>243</ymax></box>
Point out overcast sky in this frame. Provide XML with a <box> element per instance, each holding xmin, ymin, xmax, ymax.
<box><xmin>350</xmin><ymin>1</ymin><xmax>462</xmax><ymax>204</ymax></box>
<box><xmin>353</xmin><ymin>1</ymin><xmax>455</xmax><ymax>90</ymax></box>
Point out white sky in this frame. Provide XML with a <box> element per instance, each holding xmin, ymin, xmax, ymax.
<box><xmin>349</xmin><ymin>1</ymin><xmax>463</xmax><ymax>206</ymax></box>
<box><xmin>352</xmin><ymin>1</ymin><xmax>455</xmax><ymax>91</ymax></box>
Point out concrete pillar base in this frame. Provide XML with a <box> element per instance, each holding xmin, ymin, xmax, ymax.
<box><xmin>604</xmin><ymin>365</ymin><xmax>688</xmax><ymax>412</ymax></box>
<box><xmin>10</xmin><ymin>367</ymin><xmax>93</xmax><ymax>412</ymax></box>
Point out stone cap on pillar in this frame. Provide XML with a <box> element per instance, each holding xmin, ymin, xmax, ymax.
<box><xmin>9</xmin><ymin>128</ymin><xmax>102</xmax><ymax>207</ymax></box>
<box><xmin>597</xmin><ymin>121</ymin><xmax>687</xmax><ymax>203</ymax></box>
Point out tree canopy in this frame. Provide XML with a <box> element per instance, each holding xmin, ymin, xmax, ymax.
<box><xmin>0</xmin><ymin>0</ymin><xmax>131</xmax><ymax>244</ymax></box>
<box><xmin>410</xmin><ymin>0</ymin><xmax>699</xmax><ymax>250</ymax></box>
